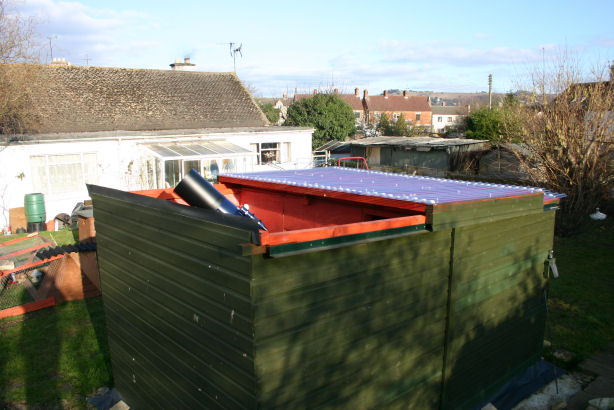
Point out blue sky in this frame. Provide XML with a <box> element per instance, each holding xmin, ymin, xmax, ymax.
<box><xmin>16</xmin><ymin>0</ymin><xmax>614</xmax><ymax>96</ymax></box>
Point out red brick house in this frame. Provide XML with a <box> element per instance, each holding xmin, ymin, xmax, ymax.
<box><xmin>364</xmin><ymin>90</ymin><xmax>432</xmax><ymax>127</ymax></box>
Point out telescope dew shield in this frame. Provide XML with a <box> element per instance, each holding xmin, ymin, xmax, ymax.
<box><xmin>174</xmin><ymin>169</ymin><xmax>268</xmax><ymax>230</ymax></box>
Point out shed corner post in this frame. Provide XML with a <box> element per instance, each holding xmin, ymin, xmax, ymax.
<box><xmin>439</xmin><ymin>227</ymin><xmax>456</xmax><ymax>410</ymax></box>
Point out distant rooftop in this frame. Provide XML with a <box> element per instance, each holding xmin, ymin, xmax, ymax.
<box><xmin>349</xmin><ymin>136</ymin><xmax>486</xmax><ymax>149</ymax></box>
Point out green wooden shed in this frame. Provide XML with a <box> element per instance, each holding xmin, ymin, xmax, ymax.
<box><xmin>88</xmin><ymin>167</ymin><xmax>562</xmax><ymax>409</ymax></box>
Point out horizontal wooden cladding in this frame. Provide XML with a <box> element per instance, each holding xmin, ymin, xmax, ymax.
<box><xmin>427</xmin><ymin>193</ymin><xmax>545</xmax><ymax>230</ymax></box>
<box><xmin>103</xmin><ymin>299</ymin><xmax>254</xmax><ymax>407</ymax></box>
<box><xmin>252</xmin><ymin>229</ymin><xmax>451</xmax><ymax>301</ymax></box>
<box><xmin>252</xmin><ymin>230</ymin><xmax>451</xmax><ymax>408</ymax></box>
<box><xmin>259</xmin><ymin>214</ymin><xmax>426</xmax><ymax>246</ymax></box>
<box><xmin>89</xmin><ymin>188</ymin><xmax>258</xmax><ymax>407</ymax></box>
<box><xmin>442</xmin><ymin>211</ymin><xmax>555</xmax><ymax>409</ymax></box>
<box><xmin>95</xmin><ymin>213</ymin><xmax>252</xmax><ymax>310</ymax></box>
<box><xmin>91</xmin><ymin>194</ymin><xmax>253</xmax><ymax>254</ymax></box>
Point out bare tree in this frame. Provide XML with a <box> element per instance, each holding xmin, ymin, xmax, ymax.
<box><xmin>513</xmin><ymin>54</ymin><xmax>614</xmax><ymax>234</ymax></box>
<box><xmin>0</xmin><ymin>0</ymin><xmax>42</xmax><ymax>136</ymax></box>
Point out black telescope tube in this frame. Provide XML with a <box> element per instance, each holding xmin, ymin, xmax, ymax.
<box><xmin>174</xmin><ymin>169</ymin><xmax>241</xmax><ymax>215</ymax></box>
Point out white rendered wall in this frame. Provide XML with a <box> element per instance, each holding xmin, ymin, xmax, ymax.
<box><xmin>0</xmin><ymin>128</ymin><xmax>313</xmax><ymax>228</ymax></box>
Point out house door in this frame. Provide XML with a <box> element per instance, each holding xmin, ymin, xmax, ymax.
<box><xmin>366</xmin><ymin>147</ymin><xmax>380</xmax><ymax>166</ymax></box>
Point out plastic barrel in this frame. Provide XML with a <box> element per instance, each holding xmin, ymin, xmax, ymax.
<box><xmin>24</xmin><ymin>193</ymin><xmax>46</xmax><ymax>223</ymax></box>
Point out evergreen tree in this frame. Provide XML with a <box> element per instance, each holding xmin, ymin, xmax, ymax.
<box><xmin>394</xmin><ymin>113</ymin><xmax>408</xmax><ymax>136</ymax></box>
<box><xmin>285</xmin><ymin>93</ymin><xmax>355</xmax><ymax>149</ymax></box>
<box><xmin>377</xmin><ymin>113</ymin><xmax>392</xmax><ymax>135</ymax></box>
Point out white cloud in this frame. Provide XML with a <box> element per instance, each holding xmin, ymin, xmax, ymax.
<box><xmin>379</xmin><ymin>40</ymin><xmax>543</xmax><ymax>67</ymax></box>
<box><xmin>17</xmin><ymin>0</ymin><xmax>159</xmax><ymax>65</ymax></box>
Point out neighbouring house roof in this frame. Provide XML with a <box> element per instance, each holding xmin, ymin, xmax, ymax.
<box><xmin>315</xmin><ymin>140</ymin><xmax>352</xmax><ymax>154</ymax></box>
<box><xmin>350</xmin><ymin>136</ymin><xmax>486</xmax><ymax>150</ymax></box>
<box><xmin>336</xmin><ymin>94</ymin><xmax>365</xmax><ymax>111</ymax></box>
<box><xmin>365</xmin><ymin>95</ymin><xmax>431</xmax><ymax>113</ymax></box>
<box><xmin>294</xmin><ymin>92</ymin><xmax>365</xmax><ymax>111</ymax></box>
<box><xmin>23</xmin><ymin>64</ymin><xmax>269</xmax><ymax>134</ymax></box>
<box><xmin>431</xmin><ymin>106</ymin><xmax>468</xmax><ymax>116</ymax></box>
<box><xmin>257</xmin><ymin>98</ymin><xmax>293</xmax><ymax>108</ymax></box>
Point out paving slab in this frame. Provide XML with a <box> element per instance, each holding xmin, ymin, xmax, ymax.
<box><xmin>568</xmin><ymin>342</ymin><xmax>614</xmax><ymax>410</ymax></box>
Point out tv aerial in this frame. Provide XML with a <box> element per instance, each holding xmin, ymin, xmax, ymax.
<box><xmin>229</xmin><ymin>42</ymin><xmax>242</xmax><ymax>73</ymax></box>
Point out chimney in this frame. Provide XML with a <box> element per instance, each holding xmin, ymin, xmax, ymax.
<box><xmin>384</xmin><ymin>90</ymin><xmax>389</xmax><ymax>98</ymax></box>
<box><xmin>355</xmin><ymin>88</ymin><xmax>359</xmax><ymax>97</ymax></box>
<box><xmin>313</xmin><ymin>89</ymin><xmax>318</xmax><ymax>95</ymax></box>
<box><xmin>363</xmin><ymin>89</ymin><xmax>368</xmax><ymax>99</ymax></box>
<box><xmin>283</xmin><ymin>92</ymin><xmax>287</xmax><ymax>99</ymax></box>
<box><xmin>50</xmin><ymin>57</ymin><xmax>70</xmax><ymax>66</ymax></box>
<box><xmin>334</xmin><ymin>88</ymin><xmax>338</xmax><ymax>94</ymax></box>
<box><xmin>170</xmin><ymin>57</ymin><xmax>196</xmax><ymax>71</ymax></box>
<box><xmin>403</xmin><ymin>90</ymin><xmax>408</xmax><ymax>99</ymax></box>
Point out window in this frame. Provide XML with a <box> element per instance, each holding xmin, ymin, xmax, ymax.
<box><xmin>374</xmin><ymin>113</ymin><xmax>381</xmax><ymax>120</ymax></box>
<box><xmin>164</xmin><ymin>160</ymin><xmax>181</xmax><ymax>188</ymax></box>
<box><xmin>415</xmin><ymin>113</ymin><xmax>421</xmax><ymax>121</ymax></box>
<box><xmin>437</xmin><ymin>116</ymin><xmax>443</xmax><ymax>123</ymax></box>
<box><xmin>222</xmin><ymin>159</ymin><xmax>236</xmax><ymax>172</ymax></box>
<box><xmin>203</xmin><ymin>160</ymin><xmax>219</xmax><ymax>182</ymax></box>
<box><xmin>447</xmin><ymin>116</ymin><xmax>453</xmax><ymax>123</ymax></box>
<box><xmin>354</xmin><ymin>112</ymin><xmax>361</xmax><ymax>119</ymax></box>
<box><xmin>31</xmin><ymin>153</ymin><xmax>98</xmax><ymax>195</ymax></box>
<box><xmin>183</xmin><ymin>160</ymin><xmax>200</xmax><ymax>176</ymax></box>
<box><xmin>251</xmin><ymin>142</ymin><xmax>282</xmax><ymax>164</ymax></box>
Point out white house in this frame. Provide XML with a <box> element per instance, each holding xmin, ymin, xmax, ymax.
<box><xmin>0</xmin><ymin>63</ymin><xmax>313</xmax><ymax>229</ymax></box>
<box><xmin>431</xmin><ymin>105</ymin><xmax>469</xmax><ymax>133</ymax></box>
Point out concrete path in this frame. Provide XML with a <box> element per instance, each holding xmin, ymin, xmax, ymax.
<box><xmin>568</xmin><ymin>342</ymin><xmax>614</xmax><ymax>409</ymax></box>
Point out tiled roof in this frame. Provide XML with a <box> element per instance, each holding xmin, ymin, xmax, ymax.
<box><xmin>431</xmin><ymin>105</ymin><xmax>468</xmax><ymax>115</ymax></box>
<box><xmin>27</xmin><ymin>65</ymin><xmax>268</xmax><ymax>133</ymax></box>
<box><xmin>294</xmin><ymin>93</ymin><xmax>365</xmax><ymax>111</ymax></box>
<box><xmin>365</xmin><ymin>95</ymin><xmax>431</xmax><ymax>112</ymax></box>
<box><xmin>336</xmin><ymin>94</ymin><xmax>365</xmax><ymax>111</ymax></box>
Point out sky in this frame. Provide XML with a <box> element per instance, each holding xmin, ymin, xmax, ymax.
<box><xmin>14</xmin><ymin>0</ymin><xmax>614</xmax><ymax>97</ymax></box>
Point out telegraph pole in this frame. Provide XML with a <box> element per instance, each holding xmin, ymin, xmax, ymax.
<box><xmin>488</xmin><ymin>74</ymin><xmax>493</xmax><ymax>110</ymax></box>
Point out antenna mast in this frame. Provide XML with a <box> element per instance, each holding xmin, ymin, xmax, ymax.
<box><xmin>228</xmin><ymin>42</ymin><xmax>243</xmax><ymax>73</ymax></box>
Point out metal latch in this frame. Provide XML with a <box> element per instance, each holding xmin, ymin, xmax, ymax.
<box><xmin>544</xmin><ymin>249</ymin><xmax>559</xmax><ymax>279</ymax></box>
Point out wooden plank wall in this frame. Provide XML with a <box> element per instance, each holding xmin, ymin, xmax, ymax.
<box><xmin>90</xmin><ymin>188</ymin><xmax>258</xmax><ymax>409</ymax></box>
<box><xmin>441</xmin><ymin>211</ymin><xmax>555</xmax><ymax>409</ymax></box>
<box><xmin>251</xmin><ymin>229</ymin><xmax>452</xmax><ymax>408</ymax></box>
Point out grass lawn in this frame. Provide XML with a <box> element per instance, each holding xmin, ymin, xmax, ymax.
<box><xmin>0</xmin><ymin>297</ymin><xmax>112</xmax><ymax>408</ymax></box>
<box><xmin>0</xmin><ymin>229</ymin><xmax>79</xmax><ymax>246</ymax></box>
<box><xmin>547</xmin><ymin>216</ymin><xmax>614</xmax><ymax>365</ymax></box>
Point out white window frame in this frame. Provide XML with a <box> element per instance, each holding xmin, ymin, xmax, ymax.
<box><xmin>30</xmin><ymin>153</ymin><xmax>98</xmax><ymax>195</ymax></box>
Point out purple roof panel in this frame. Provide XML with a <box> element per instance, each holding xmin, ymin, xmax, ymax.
<box><xmin>222</xmin><ymin>167</ymin><xmax>564</xmax><ymax>205</ymax></box>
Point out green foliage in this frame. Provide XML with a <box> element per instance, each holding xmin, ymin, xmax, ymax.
<box><xmin>394</xmin><ymin>113</ymin><xmax>409</xmax><ymax>136</ymax></box>
<box><xmin>377</xmin><ymin>113</ymin><xmax>393</xmax><ymax>136</ymax></box>
<box><xmin>465</xmin><ymin>107</ymin><xmax>522</xmax><ymax>143</ymax></box>
<box><xmin>284</xmin><ymin>94</ymin><xmax>355</xmax><ymax>148</ymax></box>
<box><xmin>258</xmin><ymin>102</ymin><xmax>280</xmax><ymax>124</ymax></box>
<box><xmin>547</xmin><ymin>217</ymin><xmax>614</xmax><ymax>365</ymax></box>
<box><xmin>465</xmin><ymin>108</ymin><xmax>504</xmax><ymax>142</ymax></box>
